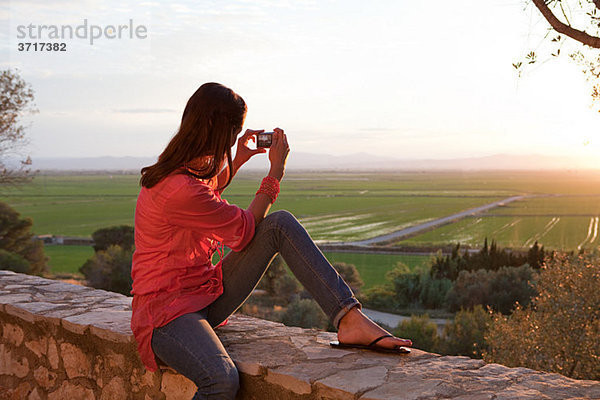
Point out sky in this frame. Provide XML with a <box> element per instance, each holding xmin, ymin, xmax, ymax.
<box><xmin>1</xmin><ymin>0</ymin><xmax>599</xmax><ymax>167</ymax></box>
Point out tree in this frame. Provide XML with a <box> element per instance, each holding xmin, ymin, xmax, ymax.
<box><xmin>517</xmin><ymin>1</ymin><xmax>600</xmax><ymax>105</ymax></box>
<box><xmin>530</xmin><ymin>0</ymin><xmax>600</xmax><ymax>48</ymax></box>
<box><xmin>485</xmin><ymin>252</ymin><xmax>600</xmax><ymax>380</ymax></box>
<box><xmin>0</xmin><ymin>69</ymin><xmax>37</xmax><ymax>184</ymax></box>
<box><xmin>0</xmin><ymin>201</ymin><xmax>47</xmax><ymax>274</ymax></box>
<box><xmin>0</xmin><ymin>249</ymin><xmax>30</xmax><ymax>274</ymax></box>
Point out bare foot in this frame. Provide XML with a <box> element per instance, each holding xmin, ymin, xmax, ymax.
<box><xmin>337</xmin><ymin>306</ymin><xmax>412</xmax><ymax>349</ymax></box>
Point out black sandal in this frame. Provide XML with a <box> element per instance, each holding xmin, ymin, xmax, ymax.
<box><xmin>330</xmin><ymin>334</ymin><xmax>411</xmax><ymax>354</ymax></box>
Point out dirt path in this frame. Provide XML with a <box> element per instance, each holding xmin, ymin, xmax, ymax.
<box><xmin>335</xmin><ymin>195</ymin><xmax>534</xmax><ymax>247</ymax></box>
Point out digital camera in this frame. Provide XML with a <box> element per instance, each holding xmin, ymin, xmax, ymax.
<box><xmin>257</xmin><ymin>131</ymin><xmax>274</xmax><ymax>148</ymax></box>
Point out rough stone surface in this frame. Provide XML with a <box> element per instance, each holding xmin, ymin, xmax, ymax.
<box><xmin>2</xmin><ymin>323</ymin><xmax>24</xmax><ymax>346</ymax></box>
<box><xmin>34</xmin><ymin>365</ymin><xmax>58</xmax><ymax>390</ymax></box>
<box><xmin>60</xmin><ymin>342</ymin><xmax>91</xmax><ymax>379</ymax></box>
<box><xmin>47</xmin><ymin>380</ymin><xmax>95</xmax><ymax>400</ymax></box>
<box><xmin>47</xmin><ymin>337</ymin><xmax>59</xmax><ymax>370</ymax></box>
<box><xmin>1</xmin><ymin>271</ymin><xmax>599</xmax><ymax>400</ymax></box>
<box><xmin>161</xmin><ymin>371</ymin><xmax>197</xmax><ymax>400</ymax></box>
<box><xmin>100</xmin><ymin>376</ymin><xmax>127</xmax><ymax>400</ymax></box>
<box><xmin>24</xmin><ymin>337</ymin><xmax>47</xmax><ymax>358</ymax></box>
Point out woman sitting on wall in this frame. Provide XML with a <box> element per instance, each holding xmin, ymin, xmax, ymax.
<box><xmin>130</xmin><ymin>82</ymin><xmax>412</xmax><ymax>399</ymax></box>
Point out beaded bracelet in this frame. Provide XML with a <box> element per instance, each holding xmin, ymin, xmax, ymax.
<box><xmin>256</xmin><ymin>175</ymin><xmax>280</xmax><ymax>203</ymax></box>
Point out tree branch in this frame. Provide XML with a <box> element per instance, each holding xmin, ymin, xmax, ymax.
<box><xmin>531</xmin><ymin>0</ymin><xmax>600</xmax><ymax>48</ymax></box>
<box><xmin>594</xmin><ymin>0</ymin><xmax>600</xmax><ymax>11</ymax></box>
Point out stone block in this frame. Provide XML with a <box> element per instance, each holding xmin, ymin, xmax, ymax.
<box><xmin>4</xmin><ymin>303</ymin><xmax>35</xmax><ymax>323</ymax></box>
<box><xmin>47</xmin><ymin>381</ymin><xmax>95</xmax><ymax>400</ymax></box>
<box><xmin>28</xmin><ymin>387</ymin><xmax>42</xmax><ymax>400</ymax></box>
<box><xmin>235</xmin><ymin>360</ymin><xmax>262</xmax><ymax>376</ymax></box>
<box><xmin>107</xmin><ymin>350</ymin><xmax>126</xmax><ymax>371</ymax></box>
<box><xmin>6</xmin><ymin>382</ymin><xmax>32</xmax><ymax>400</ymax></box>
<box><xmin>493</xmin><ymin>387</ymin><xmax>551</xmax><ymax>400</ymax></box>
<box><xmin>361</xmin><ymin>378</ymin><xmax>457</xmax><ymax>400</ymax></box>
<box><xmin>100</xmin><ymin>376</ymin><xmax>127</xmax><ymax>400</ymax></box>
<box><xmin>0</xmin><ymin>293</ymin><xmax>32</xmax><ymax>304</ymax></box>
<box><xmin>34</xmin><ymin>365</ymin><xmax>58</xmax><ymax>390</ymax></box>
<box><xmin>161</xmin><ymin>370</ymin><xmax>197</xmax><ymax>400</ymax></box>
<box><xmin>90</xmin><ymin>324</ymin><xmax>134</xmax><ymax>343</ymax></box>
<box><xmin>0</xmin><ymin>344</ymin><xmax>30</xmax><ymax>378</ymax></box>
<box><xmin>302</xmin><ymin>345</ymin><xmax>353</xmax><ymax>360</ymax></box>
<box><xmin>25</xmin><ymin>337</ymin><xmax>48</xmax><ymax>357</ymax></box>
<box><xmin>63</xmin><ymin>309</ymin><xmax>133</xmax><ymax>339</ymax></box>
<box><xmin>47</xmin><ymin>336</ymin><xmax>59</xmax><ymax>369</ymax></box>
<box><xmin>315</xmin><ymin>366</ymin><xmax>388</xmax><ymax>400</ymax></box>
<box><xmin>61</xmin><ymin>317</ymin><xmax>89</xmax><ymax>335</ymax></box>
<box><xmin>19</xmin><ymin>301</ymin><xmax>62</xmax><ymax>315</ymax></box>
<box><xmin>60</xmin><ymin>342</ymin><xmax>92</xmax><ymax>379</ymax></box>
<box><xmin>265</xmin><ymin>368</ymin><xmax>312</xmax><ymax>395</ymax></box>
<box><xmin>2</xmin><ymin>323</ymin><xmax>24</xmax><ymax>346</ymax></box>
<box><xmin>131</xmin><ymin>367</ymin><xmax>160</xmax><ymax>393</ymax></box>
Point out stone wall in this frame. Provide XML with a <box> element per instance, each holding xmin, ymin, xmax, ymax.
<box><xmin>1</xmin><ymin>270</ymin><xmax>599</xmax><ymax>400</ymax></box>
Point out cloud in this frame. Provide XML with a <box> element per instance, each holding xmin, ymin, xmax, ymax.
<box><xmin>112</xmin><ymin>108</ymin><xmax>177</xmax><ymax>114</ymax></box>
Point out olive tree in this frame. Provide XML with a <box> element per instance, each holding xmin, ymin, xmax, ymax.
<box><xmin>0</xmin><ymin>69</ymin><xmax>37</xmax><ymax>185</ymax></box>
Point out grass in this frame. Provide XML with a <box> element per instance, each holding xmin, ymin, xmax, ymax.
<box><xmin>323</xmin><ymin>252</ymin><xmax>432</xmax><ymax>289</ymax></box>
<box><xmin>399</xmin><ymin>194</ymin><xmax>600</xmax><ymax>251</ymax></box>
<box><xmin>0</xmin><ymin>172</ymin><xmax>508</xmax><ymax>240</ymax></box>
<box><xmin>44</xmin><ymin>245</ymin><xmax>94</xmax><ymax>275</ymax></box>
<box><xmin>2</xmin><ymin>169</ymin><xmax>600</xmax><ymax>278</ymax></box>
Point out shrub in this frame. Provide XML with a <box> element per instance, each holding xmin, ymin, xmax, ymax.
<box><xmin>418</xmin><ymin>272</ymin><xmax>452</xmax><ymax>309</ymax></box>
<box><xmin>387</xmin><ymin>266</ymin><xmax>421</xmax><ymax>308</ymax></box>
<box><xmin>393</xmin><ymin>314</ymin><xmax>439</xmax><ymax>353</ymax></box>
<box><xmin>440</xmin><ymin>305</ymin><xmax>490</xmax><ymax>358</ymax></box>
<box><xmin>281</xmin><ymin>298</ymin><xmax>328</xmax><ymax>330</ymax></box>
<box><xmin>333</xmin><ymin>262</ymin><xmax>364</xmax><ymax>294</ymax></box>
<box><xmin>485</xmin><ymin>253</ymin><xmax>600</xmax><ymax>380</ymax></box>
<box><xmin>360</xmin><ymin>284</ymin><xmax>398</xmax><ymax>312</ymax></box>
<box><xmin>92</xmin><ymin>225</ymin><xmax>134</xmax><ymax>252</ymax></box>
<box><xmin>445</xmin><ymin>265</ymin><xmax>536</xmax><ymax>314</ymax></box>
<box><xmin>256</xmin><ymin>255</ymin><xmax>300</xmax><ymax>305</ymax></box>
<box><xmin>80</xmin><ymin>244</ymin><xmax>133</xmax><ymax>295</ymax></box>
<box><xmin>0</xmin><ymin>249</ymin><xmax>30</xmax><ymax>273</ymax></box>
<box><xmin>362</xmin><ymin>265</ymin><xmax>451</xmax><ymax>312</ymax></box>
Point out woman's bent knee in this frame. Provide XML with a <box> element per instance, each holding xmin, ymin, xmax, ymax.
<box><xmin>264</xmin><ymin>209</ymin><xmax>298</xmax><ymax>228</ymax></box>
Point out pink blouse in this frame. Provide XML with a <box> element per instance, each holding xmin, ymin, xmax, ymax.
<box><xmin>130</xmin><ymin>169</ymin><xmax>255</xmax><ymax>371</ymax></box>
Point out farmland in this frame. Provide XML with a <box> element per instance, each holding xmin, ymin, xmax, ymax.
<box><xmin>399</xmin><ymin>195</ymin><xmax>600</xmax><ymax>251</ymax></box>
<box><xmin>1</xmin><ymin>170</ymin><xmax>600</xmax><ymax>280</ymax></box>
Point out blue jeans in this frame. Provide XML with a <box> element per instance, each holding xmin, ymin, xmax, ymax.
<box><xmin>151</xmin><ymin>210</ymin><xmax>361</xmax><ymax>400</ymax></box>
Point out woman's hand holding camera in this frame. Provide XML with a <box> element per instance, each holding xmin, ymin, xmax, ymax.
<box><xmin>268</xmin><ymin>127</ymin><xmax>289</xmax><ymax>181</ymax></box>
<box><xmin>235</xmin><ymin>129</ymin><xmax>267</xmax><ymax>166</ymax></box>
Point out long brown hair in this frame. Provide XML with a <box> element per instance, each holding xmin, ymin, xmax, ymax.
<box><xmin>140</xmin><ymin>82</ymin><xmax>247</xmax><ymax>189</ymax></box>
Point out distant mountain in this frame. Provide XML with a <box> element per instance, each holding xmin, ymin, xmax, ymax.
<box><xmin>24</xmin><ymin>153</ymin><xmax>592</xmax><ymax>171</ymax></box>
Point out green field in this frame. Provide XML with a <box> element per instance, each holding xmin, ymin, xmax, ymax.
<box><xmin>2</xmin><ymin>170</ymin><xmax>600</xmax><ymax>257</ymax></box>
<box><xmin>399</xmin><ymin>195</ymin><xmax>600</xmax><ymax>251</ymax></box>
<box><xmin>323</xmin><ymin>252</ymin><xmax>432</xmax><ymax>289</ymax></box>
<box><xmin>42</xmin><ymin>244</ymin><xmax>431</xmax><ymax>289</ymax></box>
<box><xmin>44</xmin><ymin>245</ymin><xmax>94</xmax><ymax>275</ymax></box>
<box><xmin>0</xmin><ymin>171</ymin><xmax>508</xmax><ymax>241</ymax></box>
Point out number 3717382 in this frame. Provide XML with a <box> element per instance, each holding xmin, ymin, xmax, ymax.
<box><xmin>18</xmin><ymin>42</ymin><xmax>66</xmax><ymax>51</ymax></box>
